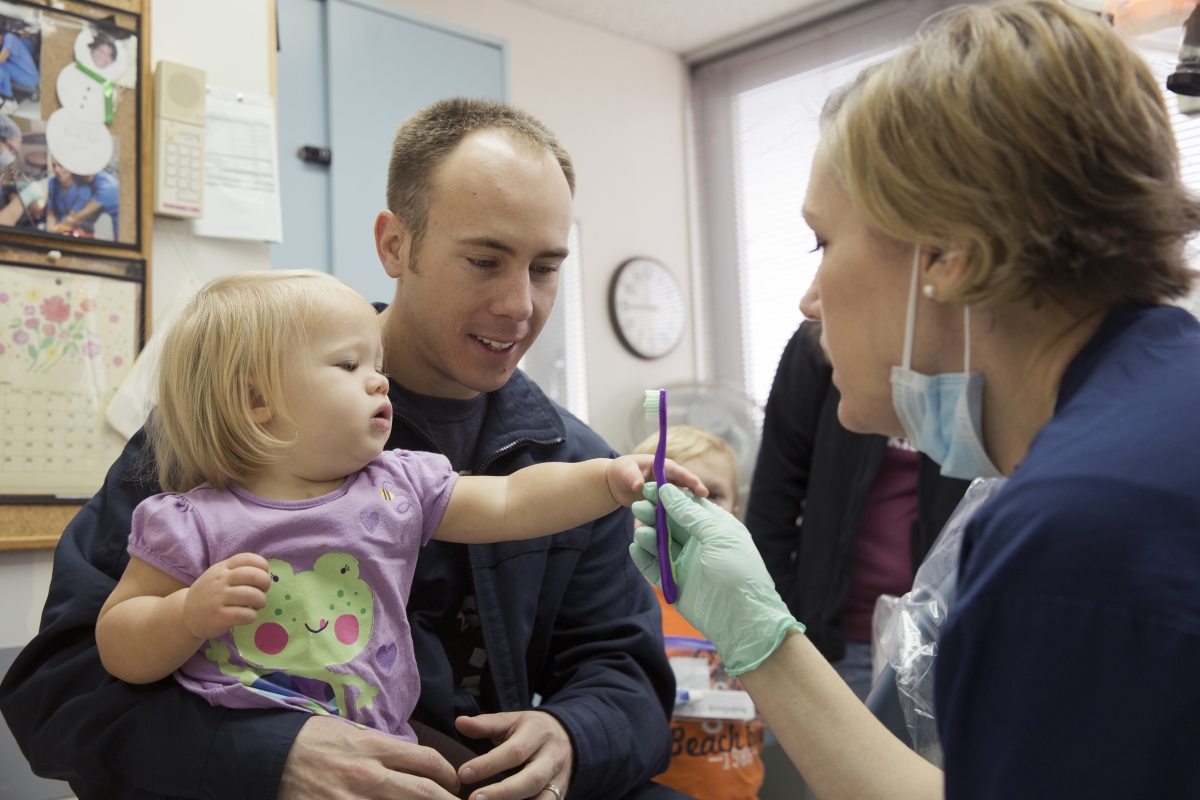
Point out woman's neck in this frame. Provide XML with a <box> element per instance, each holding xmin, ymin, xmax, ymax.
<box><xmin>240</xmin><ymin>466</ymin><xmax>347</xmax><ymax>502</ymax></box>
<box><xmin>975</xmin><ymin>301</ymin><xmax>1108</xmax><ymax>475</ymax></box>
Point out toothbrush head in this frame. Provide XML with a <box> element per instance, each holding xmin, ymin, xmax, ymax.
<box><xmin>644</xmin><ymin>389</ymin><xmax>661</xmax><ymax>420</ymax></box>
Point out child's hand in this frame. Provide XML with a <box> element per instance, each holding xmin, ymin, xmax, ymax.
<box><xmin>607</xmin><ymin>454</ymin><xmax>708</xmax><ymax>508</ymax></box>
<box><xmin>183</xmin><ymin>553</ymin><xmax>273</xmax><ymax>641</ymax></box>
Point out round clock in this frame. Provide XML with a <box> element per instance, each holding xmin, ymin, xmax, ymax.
<box><xmin>608</xmin><ymin>257</ymin><xmax>686</xmax><ymax>360</ymax></box>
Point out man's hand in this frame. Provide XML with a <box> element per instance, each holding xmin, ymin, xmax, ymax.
<box><xmin>606</xmin><ymin>454</ymin><xmax>707</xmax><ymax>508</ymax></box>
<box><xmin>183</xmin><ymin>552</ymin><xmax>273</xmax><ymax>640</ymax></box>
<box><xmin>455</xmin><ymin>711</ymin><xmax>574</xmax><ymax>800</ymax></box>
<box><xmin>278</xmin><ymin>717</ymin><xmax>461</xmax><ymax>800</ymax></box>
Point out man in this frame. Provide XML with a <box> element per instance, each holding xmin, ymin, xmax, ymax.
<box><xmin>0</xmin><ymin>99</ymin><xmax>680</xmax><ymax>800</ymax></box>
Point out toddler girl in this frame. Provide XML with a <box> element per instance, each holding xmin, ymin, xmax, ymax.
<box><xmin>95</xmin><ymin>270</ymin><xmax>702</xmax><ymax>743</ymax></box>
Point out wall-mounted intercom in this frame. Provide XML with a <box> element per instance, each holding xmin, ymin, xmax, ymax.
<box><xmin>153</xmin><ymin>61</ymin><xmax>206</xmax><ymax>218</ymax></box>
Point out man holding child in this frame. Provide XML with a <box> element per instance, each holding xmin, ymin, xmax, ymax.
<box><xmin>0</xmin><ymin>100</ymin><xmax>685</xmax><ymax>800</ymax></box>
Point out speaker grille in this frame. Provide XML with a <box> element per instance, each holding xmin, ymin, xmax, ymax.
<box><xmin>166</xmin><ymin>71</ymin><xmax>203</xmax><ymax>112</ymax></box>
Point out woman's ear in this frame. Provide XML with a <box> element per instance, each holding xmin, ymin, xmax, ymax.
<box><xmin>924</xmin><ymin>247</ymin><xmax>970</xmax><ymax>300</ymax></box>
<box><xmin>249</xmin><ymin>383</ymin><xmax>273</xmax><ymax>425</ymax></box>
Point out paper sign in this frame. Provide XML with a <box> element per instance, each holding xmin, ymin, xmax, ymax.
<box><xmin>192</xmin><ymin>87</ymin><xmax>283</xmax><ymax>242</ymax></box>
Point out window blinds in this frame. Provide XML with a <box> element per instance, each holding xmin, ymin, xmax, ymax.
<box><xmin>691</xmin><ymin>0</ymin><xmax>954</xmax><ymax>408</ymax></box>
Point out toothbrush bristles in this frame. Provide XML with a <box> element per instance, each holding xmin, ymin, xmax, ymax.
<box><xmin>644</xmin><ymin>389</ymin><xmax>660</xmax><ymax>420</ymax></box>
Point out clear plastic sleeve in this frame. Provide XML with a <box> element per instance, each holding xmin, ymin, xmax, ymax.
<box><xmin>872</xmin><ymin>477</ymin><xmax>1008</xmax><ymax>764</ymax></box>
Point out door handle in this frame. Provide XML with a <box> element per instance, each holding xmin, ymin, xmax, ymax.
<box><xmin>296</xmin><ymin>145</ymin><xmax>331</xmax><ymax>165</ymax></box>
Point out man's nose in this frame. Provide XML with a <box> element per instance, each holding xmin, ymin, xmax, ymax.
<box><xmin>799</xmin><ymin>276</ymin><xmax>822</xmax><ymax>320</ymax></box>
<box><xmin>492</xmin><ymin>268</ymin><xmax>534</xmax><ymax>321</ymax></box>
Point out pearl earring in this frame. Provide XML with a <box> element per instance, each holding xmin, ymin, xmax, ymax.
<box><xmin>922</xmin><ymin>284</ymin><xmax>937</xmax><ymax>299</ymax></box>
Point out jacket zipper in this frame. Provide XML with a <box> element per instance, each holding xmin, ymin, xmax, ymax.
<box><xmin>393</xmin><ymin>411</ymin><xmax>564</xmax><ymax>476</ymax></box>
<box><xmin>477</xmin><ymin>436</ymin><xmax>565</xmax><ymax>475</ymax></box>
<box><xmin>393</xmin><ymin>414</ymin><xmax>442</xmax><ymax>454</ymax></box>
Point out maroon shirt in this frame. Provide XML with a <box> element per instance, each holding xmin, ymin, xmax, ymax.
<box><xmin>841</xmin><ymin>438</ymin><xmax>920</xmax><ymax>643</ymax></box>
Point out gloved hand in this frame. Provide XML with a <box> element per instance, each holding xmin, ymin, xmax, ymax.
<box><xmin>630</xmin><ymin>483</ymin><xmax>803</xmax><ymax>676</ymax></box>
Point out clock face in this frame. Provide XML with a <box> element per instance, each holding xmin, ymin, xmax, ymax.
<box><xmin>608</xmin><ymin>257</ymin><xmax>686</xmax><ymax>359</ymax></box>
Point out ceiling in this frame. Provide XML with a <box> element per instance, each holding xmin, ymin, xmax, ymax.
<box><xmin>510</xmin><ymin>0</ymin><xmax>828</xmax><ymax>56</ymax></box>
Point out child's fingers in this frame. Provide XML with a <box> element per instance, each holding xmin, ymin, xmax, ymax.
<box><xmin>224</xmin><ymin>585</ymin><xmax>267</xmax><ymax>610</ymax></box>
<box><xmin>227</xmin><ymin>564</ymin><xmax>273</xmax><ymax>591</ymax></box>
<box><xmin>222</xmin><ymin>605</ymin><xmax>261</xmax><ymax>628</ymax></box>
<box><xmin>224</xmin><ymin>552</ymin><xmax>270</xmax><ymax>573</ymax></box>
<box><xmin>662</xmin><ymin>458</ymin><xmax>708</xmax><ymax>497</ymax></box>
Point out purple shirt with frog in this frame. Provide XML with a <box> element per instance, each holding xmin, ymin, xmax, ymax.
<box><xmin>127</xmin><ymin>449</ymin><xmax>457</xmax><ymax>742</ymax></box>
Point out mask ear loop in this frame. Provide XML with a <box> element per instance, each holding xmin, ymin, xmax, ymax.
<box><xmin>964</xmin><ymin>305</ymin><xmax>971</xmax><ymax>374</ymax></box>
<box><xmin>902</xmin><ymin>245</ymin><xmax>921</xmax><ymax>370</ymax></box>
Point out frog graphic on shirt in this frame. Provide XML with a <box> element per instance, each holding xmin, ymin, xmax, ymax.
<box><xmin>205</xmin><ymin>552</ymin><xmax>379</xmax><ymax>716</ymax></box>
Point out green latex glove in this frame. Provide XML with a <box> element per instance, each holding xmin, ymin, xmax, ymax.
<box><xmin>630</xmin><ymin>482</ymin><xmax>803</xmax><ymax>677</ymax></box>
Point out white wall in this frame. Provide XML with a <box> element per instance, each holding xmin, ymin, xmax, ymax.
<box><xmin>382</xmin><ymin>0</ymin><xmax>695</xmax><ymax>449</ymax></box>
<box><xmin>0</xmin><ymin>1</ymin><xmax>275</xmax><ymax>652</ymax></box>
<box><xmin>0</xmin><ymin>550</ymin><xmax>55</xmax><ymax>649</ymax></box>
<box><xmin>148</xmin><ymin>0</ymin><xmax>274</xmax><ymax>329</ymax></box>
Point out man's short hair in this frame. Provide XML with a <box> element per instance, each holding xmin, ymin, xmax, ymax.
<box><xmin>386</xmin><ymin>98</ymin><xmax>575</xmax><ymax>252</ymax></box>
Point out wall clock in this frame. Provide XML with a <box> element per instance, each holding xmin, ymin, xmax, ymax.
<box><xmin>608</xmin><ymin>257</ymin><xmax>686</xmax><ymax>360</ymax></box>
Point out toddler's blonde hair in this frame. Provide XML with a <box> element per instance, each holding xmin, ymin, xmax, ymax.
<box><xmin>634</xmin><ymin>425</ymin><xmax>738</xmax><ymax>479</ymax></box>
<box><xmin>147</xmin><ymin>270</ymin><xmax>374</xmax><ymax>493</ymax></box>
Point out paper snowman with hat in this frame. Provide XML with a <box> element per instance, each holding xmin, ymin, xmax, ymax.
<box><xmin>45</xmin><ymin>28</ymin><xmax>124</xmax><ymax>177</ymax></box>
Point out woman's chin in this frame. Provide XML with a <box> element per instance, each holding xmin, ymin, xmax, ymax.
<box><xmin>836</xmin><ymin>396</ymin><xmax>905</xmax><ymax>438</ymax></box>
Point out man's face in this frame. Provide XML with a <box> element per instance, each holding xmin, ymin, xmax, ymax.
<box><xmin>379</xmin><ymin>130</ymin><xmax>572</xmax><ymax>398</ymax></box>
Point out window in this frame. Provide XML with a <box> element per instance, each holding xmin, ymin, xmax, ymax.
<box><xmin>730</xmin><ymin>49</ymin><xmax>897</xmax><ymax>405</ymax></box>
<box><xmin>692</xmin><ymin>0</ymin><xmax>955</xmax><ymax>408</ymax></box>
<box><xmin>1132</xmin><ymin>30</ymin><xmax>1200</xmax><ymax>318</ymax></box>
<box><xmin>518</xmin><ymin>221</ymin><xmax>590</xmax><ymax>423</ymax></box>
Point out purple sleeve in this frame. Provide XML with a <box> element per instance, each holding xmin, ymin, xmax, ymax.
<box><xmin>126</xmin><ymin>493</ymin><xmax>211</xmax><ymax>584</ymax></box>
<box><xmin>379</xmin><ymin>449</ymin><xmax>457</xmax><ymax>546</ymax></box>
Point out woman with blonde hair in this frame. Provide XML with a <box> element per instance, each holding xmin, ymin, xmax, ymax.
<box><xmin>631</xmin><ymin>2</ymin><xmax>1200</xmax><ymax>797</ymax></box>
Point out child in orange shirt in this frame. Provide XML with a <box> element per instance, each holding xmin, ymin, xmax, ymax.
<box><xmin>634</xmin><ymin>425</ymin><xmax>765</xmax><ymax>800</ymax></box>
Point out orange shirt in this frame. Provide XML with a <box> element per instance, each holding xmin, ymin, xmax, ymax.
<box><xmin>651</xmin><ymin>584</ymin><xmax>765</xmax><ymax>800</ymax></box>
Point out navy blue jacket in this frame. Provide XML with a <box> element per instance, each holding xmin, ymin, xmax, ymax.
<box><xmin>938</xmin><ymin>306</ymin><xmax>1200</xmax><ymax>797</ymax></box>
<box><xmin>0</xmin><ymin>369</ymin><xmax>675</xmax><ymax>799</ymax></box>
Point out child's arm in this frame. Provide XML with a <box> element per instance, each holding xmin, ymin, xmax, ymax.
<box><xmin>434</xmin><ymin>455</ymin><xmax>705</xmax><ymax>544</ymax></box>
<box><xmin>95</xmin><ymin>553</ymin><xmax>272</xmax><ymax>684</ymax></box>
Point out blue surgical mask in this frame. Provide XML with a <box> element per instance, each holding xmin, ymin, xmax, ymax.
<box><xmin>890</xmin><ymin>246</ymin><xmax>1002</xmax><ymax>480</ymax></box>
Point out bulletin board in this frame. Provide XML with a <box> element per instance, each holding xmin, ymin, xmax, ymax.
<box><xmin>0</xmin><ymin>0</ymin><xmax>150</xmax><ymax>551</ymax></box>
<box><xmin>0</xmin><ymin>0</ymin><xmax>142</xmax><ymax>247</ymax></box>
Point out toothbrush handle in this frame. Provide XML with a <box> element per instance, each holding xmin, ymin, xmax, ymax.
<box><xmin>655</xmin><ymin>389</ymin><xmax>678</xmax><ymax>603</ymax></box>
<box><xmin>656</xmin><ymin>491</ymin><xmax>677</xmax><ymax>603</ymax></box>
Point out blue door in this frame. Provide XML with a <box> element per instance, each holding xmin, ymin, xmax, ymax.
<box><xmin>274</xmin><ymin>0</ymin><xmax>507</xmax><ymax>304</ymax></box>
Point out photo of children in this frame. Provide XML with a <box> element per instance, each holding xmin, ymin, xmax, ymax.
<box><xmin>0</xmin><ymin>10</ymin><xmax>40</xmax><ymax>119</ymax></box>
<box><xmin>45</xmin><ymin>157</ymin><xmax>119</xmax><ymax>240</ymax></box>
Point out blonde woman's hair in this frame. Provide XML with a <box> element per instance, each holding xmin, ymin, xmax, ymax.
<box><xmin>821</xmin><ymin>0</ymin><xmax>1200</xmax><ymax>311</ymax></box>
<box><xmin>634</xmin><ymin>425</ymin><xmax>738</xmax><ymax>479</ymax></box>
<box><xmin>147</xmin><ymin>270</ymin><xmax>373</xmax><ymax>493</ymax></box>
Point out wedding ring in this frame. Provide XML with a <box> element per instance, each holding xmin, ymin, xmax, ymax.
<box><xmin>543</xmin><ymin>784</ymin><xmax>563</xmax><ymax>800</ymax></box>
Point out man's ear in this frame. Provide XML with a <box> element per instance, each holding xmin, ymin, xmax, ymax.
<box><xmin>248</xmin><ymin>383</ymin><xmax>273</xmax><ymax>425</ymax></box>
<box><xmin>375</xmin><ymin>210</ymin><xmax>414</xmax><ymax>280</ymax></box>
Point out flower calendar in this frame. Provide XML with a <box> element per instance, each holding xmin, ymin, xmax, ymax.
<box><xmin>0</xmin><ymin>263</ymin><xmax>138</xmax><ymax>496</ymax></box>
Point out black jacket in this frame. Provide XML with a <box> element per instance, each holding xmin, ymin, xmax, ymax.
<box><xmin>0</xmin><ymin>369</ymin><xmax>674</xmax><ymax>800</ymax></box>
<box><xmin>747</xmin><ymin>322</ymin><xmax>970</xmax><ymax>663</ymax></box>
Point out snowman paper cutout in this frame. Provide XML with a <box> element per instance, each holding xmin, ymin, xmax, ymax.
<box><xmin>45</xmin><ymin>40</ymin><xmax>116</xmax><ymax>177</ymax></box>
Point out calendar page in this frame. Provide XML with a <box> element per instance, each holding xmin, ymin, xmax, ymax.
<box><xmin>0</xmin><ymin>264</ymin><xmax>139</xmax><ymax>497</ymax></box>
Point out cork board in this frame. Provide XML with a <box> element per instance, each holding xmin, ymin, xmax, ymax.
<box><xmin>36</xmin><ymin>4</ymin><xmax>140</xmax><ymax>245</ymax></box>
<box><xmin>0</xmin><ymin>502</ymin><xmax>80</xmax><ymax>550</ymax></box>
